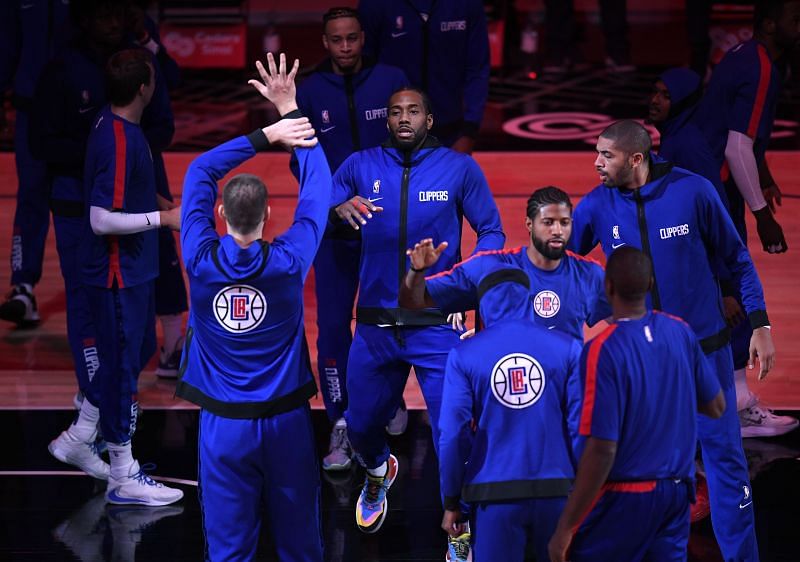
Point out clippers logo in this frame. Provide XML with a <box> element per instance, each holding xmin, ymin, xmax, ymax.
<box><xmin>491</xmin><ymin>353</ymin><xmax>546</xmax><ymax>409</ymax></box>
<box><xmin>659</xmin><ymin>224</ymin><xmax>690</xmax><ymax>239</ymax></box>
<box><xmin>10</xmin><ymin>231</ymin><xmax>21</xmax><ymax>272</ymax></box>
<box><xmin>419</xmin><ymin>190</ymin><xmax>449</xmax><ymax>202</ymax></box>
<box><xmin>533</xmin><ymin>290</ymin><xmax>560</xmax><ymax>318</ymax></box>
<box><xmin>214</xmin><ymin>285</ymin><xmax>267</xmax><ymax>333</ymax></box>
<box><xmin>129</xmin><ymin>398</ymin><xmax>139</xmax><ymax>437</ymax></box>
<box><xmin>373</xmin><ymin>179</ymin><xmax>381</xmax><ymax>193</ymax></box>
<box><xmin>441</xmin><ymin>20</ymin><xmax>466</xmax><ymax>32</ymax></box>
<box><xmin>365</xmin><ymin>107</ymin><xmax>387</xmax><ymax>121</ymax></box>
<box><xmin>321</xmin><ymin>110</ymin><xmax>330</xmax><ymax>124</ymax></box>
<box><xmin>325</xmin><ymin>368</ymin><xmax>343</xmax><ymax>402</ymax></box>
<box><xmin>83</xmin><ymin>345</ymin><xmax>100</xmax><ymax>382</ymax></box>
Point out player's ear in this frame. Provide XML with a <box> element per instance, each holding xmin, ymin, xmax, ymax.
<box><xmin>524</xmin><ymin>216</ymin><xmax>534</xmax><ymax>234</ymax></box>
<box><xmin>426</xmin><ymin>113</ymin><xmax>433</xmax><ymax>131</ymax></box>
<box><xmin>265</xmin><ymin>205</ymin><xmax>271</xmax><ymax>223</ymax></box>
<box><xmin>646</xmin><ymin>275</ymin><xmax>654</xmax><ymax>293</ymax></box>
<box><xmin>217</xmin><ymin>204</ymin><xmax>226</xmax><ymax>221</ymax></box>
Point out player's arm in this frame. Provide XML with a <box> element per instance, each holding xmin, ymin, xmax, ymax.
<box><xmin>399</xmin><ymin>238</ymin><xmax>448</xmax><ymax>309</ymax></box>
<box><xmin>698</xmin><ymin>182</ymin><xmax>775</xmax><ymax>379</ymax></box>
<box><xmin>450</xmin><ymin>0</ymin><xmax>490</xmax><ymax>155</ymax></box>
<box><xmin>567</xmin><ymin>199</ymin><xmax>599</xmax><ymax>255</ymax></box>
<box><xmin>439</xmin><ymin>349</ymin><xmax>474</xmax><ymax>538</ymax></box>
<box><xmin>690</xmin><ymin>329</ymin><xmax>726</xmax><ymax>418</ymax></box>
<box><xmin>460</xmin><ymin>158</ymin><xmax>505</xmax><ymax>252</ymax></box>
<box><xmin>330</xmin><ymin>156</ymin><xmax>384</xmax><ymax>230</ymax></box>
<box><xmin>758</xmin><ymin>158</ymin><xmax>782</xmax><ymax>214</ymax></box>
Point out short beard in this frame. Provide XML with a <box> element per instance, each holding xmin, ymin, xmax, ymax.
<box><xmin>532</xmin><ymin>234</ymin><xmax>566</xmax><ymax>260</ymax></box>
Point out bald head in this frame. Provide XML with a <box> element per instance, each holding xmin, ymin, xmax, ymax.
<box><xmin>605</xmin><ymin>246</ymin><xmax>653</xmax><ymax>304</ymax></box>
<box><xmin>599</xmin><ymin>120</ymin><xmax>652</xmax><ymax>161</ymax></box>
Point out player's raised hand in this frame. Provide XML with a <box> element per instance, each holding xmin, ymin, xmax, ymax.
<box><xmin>263</xmin><ymin>117</ymin><xmax>317</xmax><ymax>150</ymax></box>
<box><xmin>335</xmin><ymin>196</ymin><xmax>383</xmax><ymax>230</ymax></box>
<box><xmin>248</xmin><ymin>52</ymin><xmax>299</xmax><ymax>115</ymax></box>
<box><xmin>406</xmin><ymin>238</ymin><xmax>448</xmax><ymax>272</ymax></box>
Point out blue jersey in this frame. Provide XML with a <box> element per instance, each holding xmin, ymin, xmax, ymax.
<box><xmin>426</xmin><ymin>246</ymin><xmax>609</xmax><ymax>341</ymax></box>
<box><xmin>293</xmin><ymin>59</ymin><xmax>408</xmax><ymax>175</ymax></box>
<box><xmin>577</xmin><ymin>311</ymin><xmax>720</xmax><ymax>480</ymax></box>
<box><xmin>696</xmin><ymin>39</ymin><xmax>781</xmax><ymax>170</ymax></box>
<box><xmin>331</xmin><ymin>139</ymin><xmax>504</xmax><ymax>323</ymax></box>
<box><xmin>176</xmin><ymin>132</ymin><xmax>331</xmax><ymax>418</ymax></box>
<box><xmin>439</xmin><ymin>273</ymin><xmax>582</xmax><ymax>508</ymax></box>
<box><xmin>81</xmin><ymin>107</ymin><xmax>158</xmax><ymax>289</ymax></box>
<box><xmin>358</xmin><ymin>0</ymin><xmax>489</xmax><ymax>137</ymax></box>
<box><xmin>570</xmin><ymin>162</ymin><xmax>768</xmax><ymax>347</ymax></box>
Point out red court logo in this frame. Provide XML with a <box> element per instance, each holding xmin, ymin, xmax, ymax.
<box><xmin>491</xmin><ymin>353</ymin><xmax>546</xmax><ymax>409</ymax></box>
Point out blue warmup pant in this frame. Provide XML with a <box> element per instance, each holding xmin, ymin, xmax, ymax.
<box><xmin>345</xmin><ymin>323</ymin><xmax>459</xmax><ymax>469</ymax></box>
<box><xmin>570</xmin><ymin>479</ymin><xmax>692</xmax><ymax>562</ymax></box>
<box><xmin>11</xmin><ymin>110</ymin><xmax>50</xmax><ymax>287</ymax></box>
<box><xmin>52</xmin><ymin>208</ymin><xmax>100</xmax><ymax>407</ymax></box>
<box><xmin>471</xmin><ymin>497</ymin><xmax>566</xmax><ymax>562</ymax></box>
<box><xmin>198</xmin><ymin>405</ymin><xmax>323</xmax><ymax>562</ymax></box>
<box><xmin>697</xmin><ymin>346</ymin><xmax>758</xmax><ymax>561</ymax></box>
<box><xmin>154</xmin><ymin>227</ymin><xmax>188</xmax><ymax>317</ymax></box>
<box><xmin>86</xmin><ymin>281</ymin><xmax>156</xmax><ymax>445</ymax></box>
<box><xmin>313</xmin><ymin>236</ymin><xmax>360</xmax><ymax>422</ymax></box>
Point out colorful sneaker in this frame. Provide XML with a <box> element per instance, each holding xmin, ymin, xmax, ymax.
<box><xmin>740</xmin><ymin>404</ymin><xmax>799</xmax><ymax>438</ymax></box>
<box><xmin>355</xmin><ymin>454</ymin><xmax>398</xmax><ymax>534</ymax></box>
<box><xmin>386</xmin><ymin>401</ymin><xmax>408</xmax><ymax>436</ymax></box>
<box><xmin>106</xmin><ymin>462</ymin><xmax>184</xmax><ymax>506</ymax></box>
<box><xmin>446</xmin><ymin>531</ymin><xmax>473</xmax><ymax>562</ymax></box>
<box><xmin>0</xmin><ymin>284</ymin><xmax>40</xmax><ymax>327</ymax></box>
<box><xmin>48</xmin><ymin>430</ymin><xmax>110</xmax><ymax>480</ymax></box>
<box><xmin>323</xmin><ymin>421</ymin><xmax>353</xmax><ymax>471</ymax></box>
<box><xmin>155</xmin><ymin>336</ymin><xmax>184</xmax><ymax>379</ymax></box>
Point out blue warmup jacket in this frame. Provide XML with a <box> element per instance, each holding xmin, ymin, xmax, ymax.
<box><xmin>358</xmin><ymin>0</ymin><xmax>489</xmax><ymax>138</ymax></box>
<box><xmin>176</xmin><ymin>131</ymin><xmax>331</xmax><ymax>418</ymax></box>
<box><xmin>696</xmin><ymin>39</ymin><xmax>781</xmax><ymax>170</ymax></box>
<box><xmin>331</xmin><ymin>137</ymin><xmax>505</xmax><ymax>324</ymax></box>
<box><xmin>426</xmin><ymin>246</ymin><xmax>609</xmax><ymax>342</ymax></box>
<box><xmin>570</xmin><ymin>162</ymin><xmax>769</xmax><ymax>352</ymax></box>
<box><xmin>577</xmin><ymin>312</ymin><xmax>721</xmax><ymax>480</ymax></box>
<box><xmin>439</xmin><ymin>267</ymin><xmax>582</xmax><ymax>509</ymax></box>
<box><xmin>29</xmin><ymin>40</ymin><xmax>174</xmax><ymax>193</ymax></box>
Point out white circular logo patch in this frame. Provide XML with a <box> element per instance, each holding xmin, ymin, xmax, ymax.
<box><xmin>533</xmin><ymin>290</ymin><xmax>561</xmax><ymax>318</ymax></box>
<box><xmin>490</xmin><ymin>353</ymin><xmax>546</xmax><ymax>409</ymax></box>
<box><xmin>213</xmin><ymin>285</ymin><xmax>267</xmax><ymax>333</ymax></box>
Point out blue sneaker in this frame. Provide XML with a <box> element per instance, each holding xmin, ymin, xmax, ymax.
<box><xmin>355</xmin><ymin>454</ymin><xmax>398</xmax><ymax>533</ymax></box>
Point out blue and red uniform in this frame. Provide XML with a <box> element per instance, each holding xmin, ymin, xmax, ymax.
<box><xmin>291</xmin><ymin>58</ymin><xmax>408</xmax><ymax>422</ymax></box>
<box><xmin>81</xmin><ymin>107</ymin><xmax>159</xmax><ymax>446</ymax></box>
<box><xmin>176</xmin><ymin>129</ymin><xmax>330</xmax><ymax>562</ymax></box>
<box><xmin>569</xmin><ymin>311</ymin><xmax>721</xmax><ymax>561</ymax></box>
<box><xmin>439</xmin><ymin>267</ymin><xmax>582</xmax><ymax>562</ymax></box>
<box><xmin>426</xmin><ymin>246</ymin><xmax>609</xmax><ymax>342</ymax></box>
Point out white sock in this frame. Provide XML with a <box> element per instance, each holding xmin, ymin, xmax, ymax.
<box><xmin>367</xmin><ymin>461</ymin><xmax>388</xmax><ymax>478</ymax></box>
<box><xmin>734</xmin><ymin>368</ymin><xmax>755</xmax><ymax>411</ymax></box>
<box><xmin>69</xmin><ymin>398</ymin><xmax>100</xmax><ymax>442</ymax></box>
<box><xmin>159</xmin><ymin>313</ymin><xmax>184</xmax><ymax>355</ymax></box>
<box><xmin>334</xmin><ymin>418</ymin><xmax>347</xmax><ymax>429</ymax></box>
<box><xmin>107</xmin><ymin>442</ymin><xmax>135</xmax><ymax>479</ymax></box>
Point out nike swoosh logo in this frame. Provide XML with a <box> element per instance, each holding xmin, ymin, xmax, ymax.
<box><xmin>79</xmin><ymin>107</ymin><xmax>95</xmax><ymax>114</ymax></box>
<box><xmin>391</xmin><ymin>32</ymin><xmax>408</xmax><ymax>38</ymax></box>
<box><xmin>739</xmin><ymin>501</ymin><xmax>753</xmax><ymax>509</ymax></box>
<box><xmin>146</xmin><ymin>215</ymin><xmax>151</xmax><ymax>226</ymax></box>
<box><xmin>368</xmin><ymin>197</ymin><xmax>383</xmax><ymax>203</ymax></box>
<box><xmin>320</xmin><ymin>126</ymin><xmax>336</xmax><ymax>133</ymax></box>
<box><xmin>611</xmin><ymin>242</ymin><xmax>626</xmax><ymax>249</ymax></box>
<box><xmin>547</xmin><ymin>326</ymin><xmax>556</xmax><ymax>330</ymax></box>
<box><xmin>107</xmin><ymin>489</ymin><xmax>148</xmax><ymax>505</ymax></box>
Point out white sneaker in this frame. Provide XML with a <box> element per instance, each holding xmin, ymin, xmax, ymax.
<box><xmin>106</xmin><ymin>461</ymin><xmax>184</xmax><ymax>506</ymax></box>
<box><xmin>386</xmin><ymin>402</ymin><xmax>408</xmax><ymax>436</ymax></box>
<box><xmin>107</xmin><ymin>503</ymin><xmax>184</xmax><ymax>560</ymax></box>
<box><xmin>740</xmin><ymin>404</ymin><xmax>799</xmax><ymax>438</ymax></box>
<box><xmin>49</xmin><ymin>430</ymin><xmax>110</xmax><ymax>480</ymax></box>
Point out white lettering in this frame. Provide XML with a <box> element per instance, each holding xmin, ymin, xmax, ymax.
<box><xmin>11</xmin><ymin>235</ymin><xmax>22</xmax><ymax>272</ymax></box>
<box><xmin>419</xmin><ymin>190</ymin><xmax>449</xmax><ymax>202</ymax></box>
<box><xmin>440</xmin><ymin>20</ymin><xmax>467</xmax><ymax>32</ymax></box>
<box><xmin>365</xmin><ymin>107</ymin><xmax>388</xmax><ymax>121</ymax></box>
<box><xmin>324</xmin><ymin>368</ymin><xmax>342</xmax><ymax>402</ymax></box>
<box><xmin>83</xmin><ymin>346</ymin><xmax>100</xmax><ymax>381</ymax></box>
<box><xmin>659</xmin><ymin>224</ymin><xmax>690</xmax><ymax>239</ymax></box>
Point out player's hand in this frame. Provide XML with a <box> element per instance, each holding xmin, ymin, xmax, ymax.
<box><xmin>762</xmin><ymin>183</ymin><xmax>782</xmax><ymax>214</ymax></box>
<box><xmin>448</xmin><ymin>312</ymin><xmax>466</xmax><ymax>332</ymax></box>
<box><xmin>441</xmin><ymin>509</ymin><xmax>467</xmax><ymax>537</ymax></box>
<box><xmin>548</xmin><ymin>528</ymin><xmax>572</xmax><ymax>562</ymax></box>
<box><xmin>450</xmin><ymin>135</ymin><xmax>475</xmax><ymax>155</ymax></box>
<box><xmin>459</xmin><ymin>328</ymin><xmax>476</xmax><ymax>340</ymax></box>
<box><xmin>248</xmin><ymin>52</ymin><xmax>299</xmax><ymax>116</ymax></box>
<box><xmin>159</xmin><ymin>206</ymin><xmax>181</xmax><ymax>231</ymax></box>
<box><xmin>335</xmin><ymin>196</ymin><xmax>383</xmax><ymax>230</ymax></box>
<box><xmin>753</xmin><ymin>208</ymin><xmax>788</xmax><ymax>254</ymax></box>
<box><xmin>722</xmin><ymin>296</ymin><xmax>745</xmax><ymax>328</ymax></box>
<box><xmin>749</xmin><ymin>326</ymin><xmax>775</xmax><ymax>380</ymax></box>
<box><xmin>157</xmin><ymin>193</ymin><xmax>176</xmax><ymax>211</ymax></box>
<box><xmin>263</xmin><ymin>117</ymin><xmax>317</xmax><ymax>150</ymax></box>
<box><xmin>406</xmin><ymin>238</ymin><xmax>448</xmax><ymax>272</ymax></box>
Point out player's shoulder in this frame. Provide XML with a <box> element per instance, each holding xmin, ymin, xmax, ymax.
<box><xmin>565</xmin><ymin>250</ymin><xmax>604</xmax><ymax>273</ymax></box>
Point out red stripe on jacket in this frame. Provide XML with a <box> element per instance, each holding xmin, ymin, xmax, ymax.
<box><xmin>746</xmin><ymin>45</ymin><xmax>772</xmax><ymax>139</ymax></box>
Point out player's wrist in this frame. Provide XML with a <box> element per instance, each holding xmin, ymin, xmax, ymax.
<box><xmin>410</xmin><ymin>265</ymin><xmax>428</xmax><ymax>273</ymax></box>
<box><xmin>276</xmin><ymin>102</ymin><xmax>299</xmax><ymax>117</ymax></box>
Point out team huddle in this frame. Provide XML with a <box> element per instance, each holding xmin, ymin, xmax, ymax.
<box><xmin>34</xmin><ymin>1</ymin><xmax>800</xmax><ymax>561</ymax></box>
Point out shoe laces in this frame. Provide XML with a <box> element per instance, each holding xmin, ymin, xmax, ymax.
<box><xmin>448</xmin><ymin>533</ymin><xmax>471</xmax><ymax>560</ymax></box>
<box><xmin>363</xmin><ymin>474</ymin><xmax>386</xmax><ymax>507</ymax></box>
<box><xmin>132</xmin><ymin>463</ymin><xmax>162</xmax><ymax>487</ymax></box>
<box><xmin>329</xmin><ymin>427</ymin><xmax>348</xmax><ymax>452</ymax></box>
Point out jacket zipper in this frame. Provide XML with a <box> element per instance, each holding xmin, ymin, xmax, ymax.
<box><xmin>634</xmin><ymin>189</ymin><xmax>662</xmax><ymax>310</ymax></box>
<box><xmin>344</xmin><ymin>74</ymin><xmax>361</xmax><ymax>151</ymax></box>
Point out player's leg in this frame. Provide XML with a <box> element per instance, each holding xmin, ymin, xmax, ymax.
<box><xmin>314</xmin><ymin>236</ymin><xmax>360</xmax><ymax>470</ymax></box>
<box><xmin>263</xmin><ymin>404</ymin><xmax>324</xmax><ymax>562</ymax></box>
<box><xmin>153</xmin><ymin>228</ymin><xmax>187</xmax><ymax>378</ymax></box>
<box><xmin>697</xmin><ymin>347</ymin><xmax>758</xmax><ymax>562</ymax></box>
<box><xmin>529</xmin><ymin>496</ymin><xmax>568</xmax><ymax>562</ymax></box>
<box><xmin>471</xmin><ymin>501</ymin><xmax>529</xmax><ymax>562</ymax></box>
<box><xmin>198</xmin><ymin>412</ymin><xmax>264</xmax><ymax>562</ymax></box>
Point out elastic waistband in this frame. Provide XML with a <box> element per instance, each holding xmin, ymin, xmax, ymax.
<box><xmin>356</xmin><ymin>306</ymin><xmax>448</xmax><ymax>326</ymax></box>
<box><xmin>603</xmin><ymin>477</ymin><xmax>689</xmax><ymax>493</ymax></box>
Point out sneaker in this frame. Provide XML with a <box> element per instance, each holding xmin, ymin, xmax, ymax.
<box><xmin>690</xmin><ymin>474</ymin><xmax>710</xmax><ymax>524</ymax></box>
<box><xmin>49</xmin><ymin>430</ymin><xmax>110</xmax><ymax>480</ymax></box>
<box><xmin>155</xmin><ymin>336</ymin><xmax>184</xmax><ymax>379</ymax></box>
<box><xmin>53</xmin><ymin>493</ymin><xmax>108</xmax><ymax>561</ymax></box>
<box><xmin>740</xmin><ymin>404</ymin><xmax>799</xmax><ymax>438</ymax></box>
<box><xmin>106</xmin><ymin>461</ymin><xmax>184</xmax><ymax>506</ymax></box>
<box><xmin>0</xmin><ymin>284</ymin><xmax>40</xmax><ymax>327</ymax></box>
<box><xmin>355</xmin><ymin>454</ymin><xmax>399</xmax><ymax>534</ymax></box>
<box><xmin>323</xmin><ymin>421</ymin><xmax>353</xmax><ymax>472</ymax></box>
<box><xmin>446</xmin><ymin>531</ymin><xmax>473</xmax><ymax>562</ymax></box>
<box><xmin>386</xmin><ymin>401</ymin><xmax>409</xmax><ymax>436</ymax></box>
